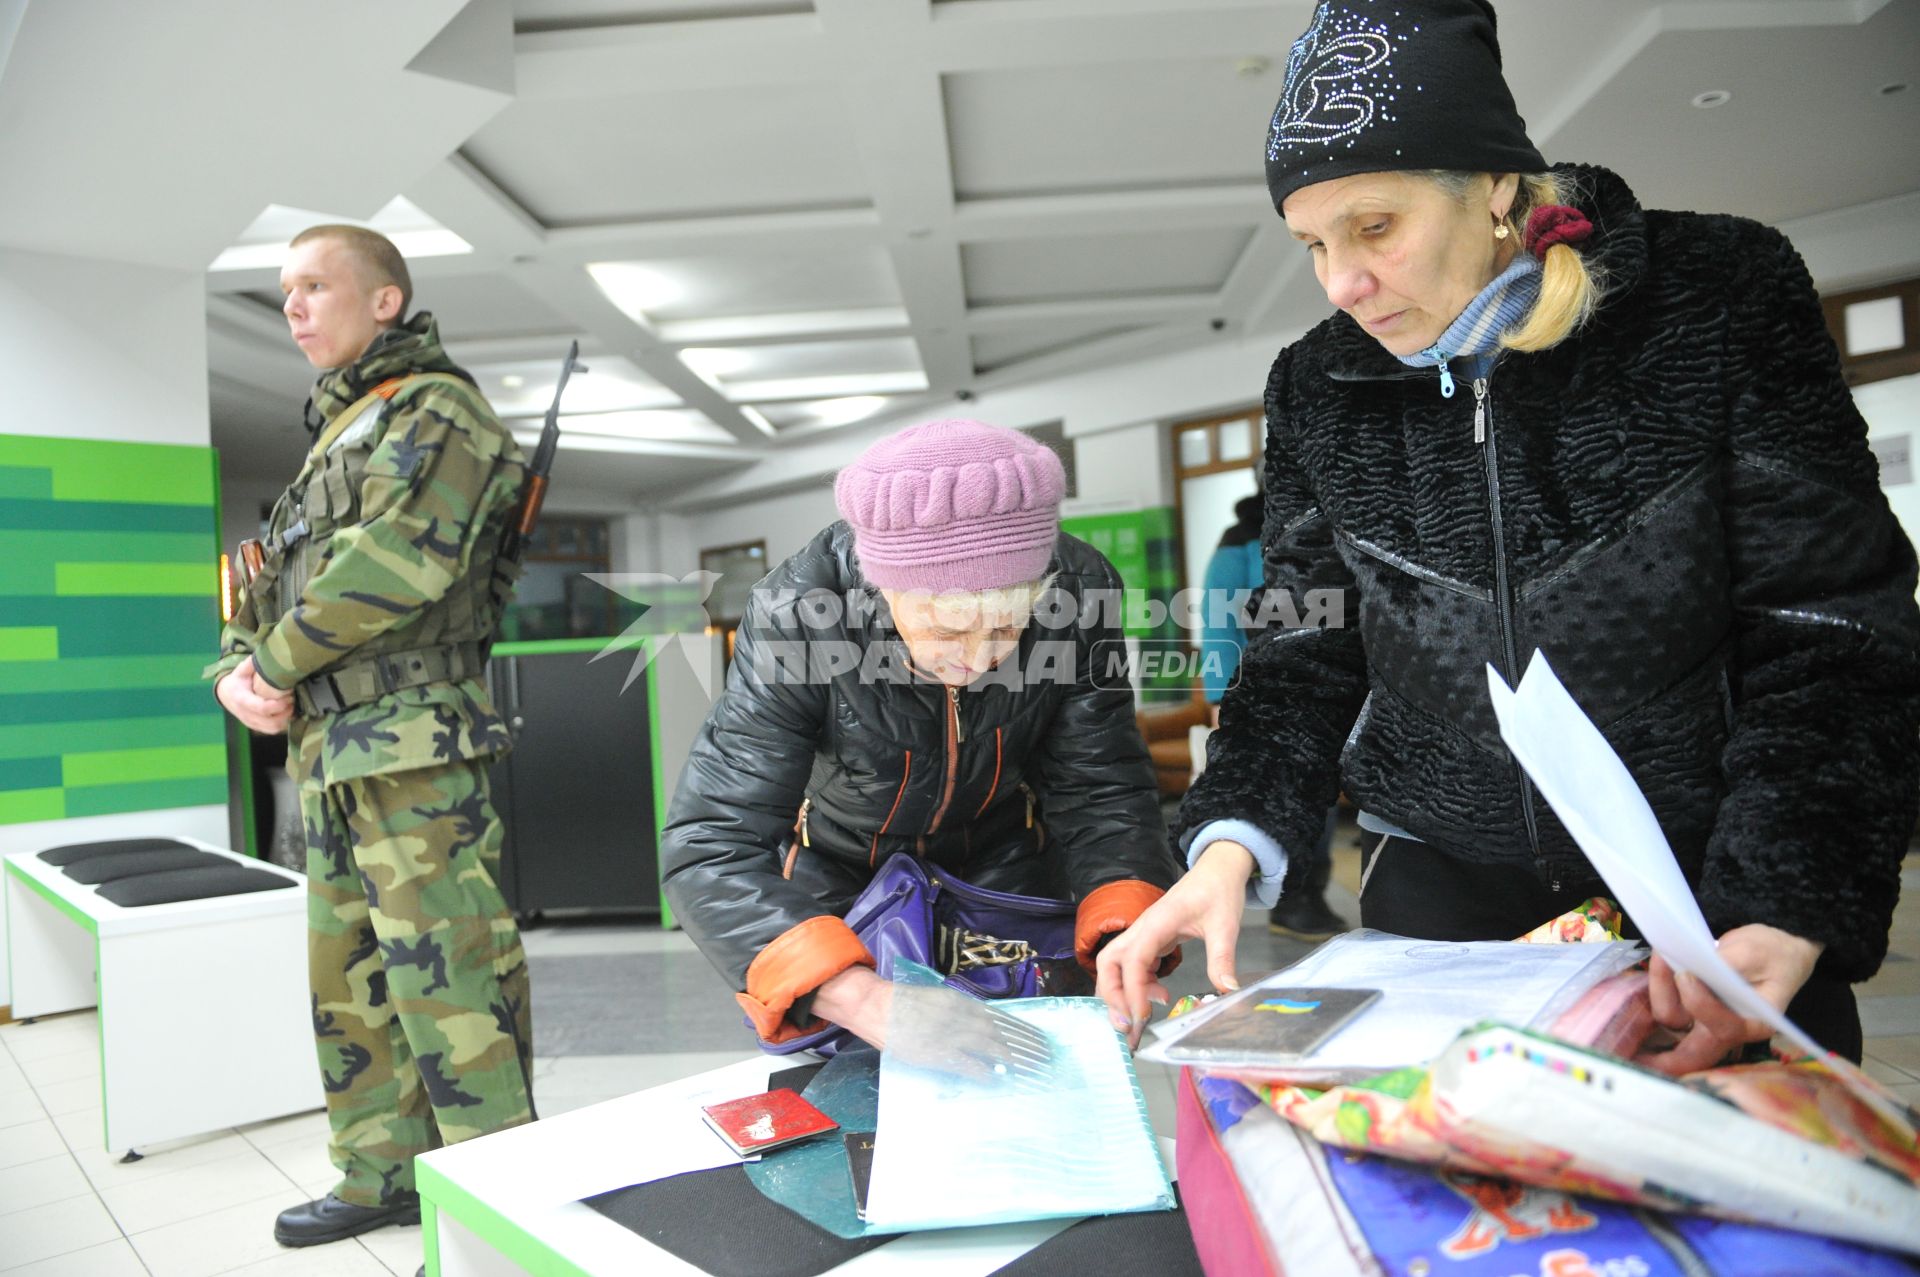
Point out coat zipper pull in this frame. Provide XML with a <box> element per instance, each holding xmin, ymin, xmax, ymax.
<box><xmin>948</xmin><ymin>685</ymin><xmax>965</xmax><ymax>744</ymax></box>
<box><xmin>1472</xmin><ymin>377</ymin><xmax>1488</xmax><ymax>445</ymax></box>
<box><xmin>1437</xmin><ymin>359</ymin><xmax>1456</xmax><ymax>399</ymax></box>
<box><xmin>1024</xmin><ymin>786</ymin><xmax>1035</xmax><ymax>829</ymax></box>
<box><xmin>798</xmin><ymin>797</ymin><xmax>811</xmax><ymax>848</ymax></box>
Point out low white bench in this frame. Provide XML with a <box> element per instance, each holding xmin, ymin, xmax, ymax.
<box><xmin>3</xmin><ymin>837</ymin><xmax>319</xmax><ymax>1152</ymax></box>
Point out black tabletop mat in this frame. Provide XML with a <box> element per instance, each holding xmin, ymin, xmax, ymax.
<box><xmin>768</xmin><ymin>1062</ymin><xmax>827</xmax><ymax>1095</ymax></box>
<box><xmin>586</xmin><ymin>1165</ymin><xmax>896</xmax><ymax>1277</ymax></box>
<box><xmin>989</xmin><ymin>1191</ymin><xmax>1203</xmax><ymax>1277</ymax></box>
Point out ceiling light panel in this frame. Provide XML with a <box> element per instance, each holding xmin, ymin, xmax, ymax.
<box><xmin>681</xmin><ymin>337</ymin><xmax>924</xmax><ymax>384</ymax></box>
<box><xmin>726</xmin><ymin>371</ymin><xmax>928</xmax><ymax>403</ymax></box>
<box><xmin>481</xmin><ymin>355</ymin><xmax>678</xmax><ymax>418</ymax></box>
<box><xmin>752</xmin><ymin>396</ymin><xmax>897</xmax><ymax>431</ymax></box>
<box><xmin>657</xmin><ymin>308</ymin><xmax>910</xmax><ymax>345</ymax></box>
<box><xmin>587</xmin><ymin>262</ymin><xmax>686</xmax><ymax>322</ymax></box>
<box><xmin>210</xmin><ymin>197</ymin><xmax>472</xmax><ymax>272</ymax></box>
<box><xmin>556</xmin><ymin>409</ymin><xmax>736</xmax><ymax>444</ymax></box>
<box><xmin>593</xmin><ymin>246</ymin><xmax>901</xmax><ymax>324</ymax></box>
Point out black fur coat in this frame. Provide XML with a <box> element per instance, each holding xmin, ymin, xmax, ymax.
<box><xmin>1184</xmin><ymin>164</ymin><xmax>1919</xmax><ymax>982</ymax></box>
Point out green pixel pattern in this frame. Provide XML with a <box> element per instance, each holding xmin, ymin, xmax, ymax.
<box><xmin>0</xmin><ymin>434</ymin><xmax>225</xmax><ymax>825</ymax></box>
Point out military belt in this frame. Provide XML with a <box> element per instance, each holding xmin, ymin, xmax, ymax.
<box><xmin>295</xmin><ymin>641</ymin><xmax>485</xmax><ymax>717</ymax></box>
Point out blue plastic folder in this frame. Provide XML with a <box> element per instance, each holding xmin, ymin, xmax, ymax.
<box><xmin>747</xmin><ymin>962</ymin><xmax>1173</xmax><ymax>1238</ymax></box>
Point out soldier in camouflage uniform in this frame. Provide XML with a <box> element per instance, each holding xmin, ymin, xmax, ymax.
<box><xmin>209</xmin><ymin>225</ymin><xmax>535</xmax><ymax>1250</ymax></box>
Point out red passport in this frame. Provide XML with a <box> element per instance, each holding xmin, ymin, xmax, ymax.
<box><xmin>699</xmin><ymin>1088</ymin><xmax>839</xmax><ymax>1157</ymax></box>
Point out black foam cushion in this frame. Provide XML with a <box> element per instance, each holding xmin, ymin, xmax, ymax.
<box><xmin>95</xmin><ymin>864</ymin><xmax>296</xmax><ymax>908</ymax></box>
<box><xmin>63</xmin><ymin>848</ymin><xmax>229</xmax><ymax>885</ymax></box>
<box><xmin>38</xmin><ymin>837</ymin><xmax>199</xmax><ymax>866</ymax></box>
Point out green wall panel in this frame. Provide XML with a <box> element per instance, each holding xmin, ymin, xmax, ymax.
<box><xmin>1061</xmin><ymin>506</ymin><xmax>1189</xmax><ymax>704</ymax></box>
<box><xmin>0</xmin><ymin>497</ymin><xmax>218</xmax><ymax>534</ymax></box>
<box><xmin>0</xmin><ymin>713</ymin><xmax>223</xmax><ymax>761</ymax></box>
<box><xmin>0</xmin><ymin>433</ymin><xmax>225</xmax><ymax>826</ymax></box>
<box><xmin>0</xmin><ymin>598</ymin><xmax>217</xmax><ymax>657</ymax></box>
<box><xmin>0</xmin><ymin>465</ymin><xmax>54</xmax><ymax>499</ymax></box>
<box><xmin>0</xmin><ymin>627</ymin><xmax>59</xmax><ymax>661</ymax></box>
<box><xmin>0</xmin><ymin>654</ymin><xmax>210</xmax><ymax>695</ymax></box>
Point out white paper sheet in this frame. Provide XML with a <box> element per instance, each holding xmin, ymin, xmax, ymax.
<box><xmin>1487</xmin><ymin>651</ymin><xmax>1902</xmax><ymax>1122</ymax></box>
<box><xmin>1139</xmin><ymin>929</ymin><xmax>1642</xmax><ymax>1077</ymax></box>
<box><xmin>864</xmin><ymin>997</ymin><xmax>1172</xmax><ymax>1231</ymax></box>
<box><xmin>482</xmin><ymin>1057</ymin><xmax>770</xmax><ymax>1208</ymax></box>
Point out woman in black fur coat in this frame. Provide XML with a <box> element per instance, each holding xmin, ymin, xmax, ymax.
<box><xmin>1098</xmin><ymin>0</ymin><xmax>1918</xmax><ymax>1072</ymax></box>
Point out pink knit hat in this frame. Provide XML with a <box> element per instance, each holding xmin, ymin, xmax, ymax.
<box><xmin>834</xmin><ymin>419</ymin><xmax>1066</xmax><ymax>593</ymax></box>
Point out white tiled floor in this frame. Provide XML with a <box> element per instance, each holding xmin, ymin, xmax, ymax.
<box><xmin>0</xmin><ymin>1022</ymin><xmax>419</xmax><ymax>1276</ymax></box>
<box><xmin>4</xmin><ymin>851</ymin><xmax>1917</xmax><ymax>1274</ymax></box>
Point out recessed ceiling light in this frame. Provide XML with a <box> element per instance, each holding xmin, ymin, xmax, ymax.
<box><xmin>208</xmin><ymin>197</ymin><xmax>474</xmax><ymax>272</ymax></box>
<box><xmin>1880</xmin><ymin>82</ymin><xmax>1909</xmax><ymax>97</ymax></box>
<box><xmin>500</xmin><ymin>374</ymin><xmax>525</xmax><ymax>388</ymax></box>
<box><xmin>1691</xmin><ymin>90</ymin><xmax>1732</xmax><ymax>109</ymax></box>
<box><xmin>811</xmin><ymin>396</ymin><xmax>888</xmax><ymax>428</ymax></box>
<box><xmin>586</xmin><ymin>262</ymin><xmax>682</xmax><ymax>322</ymax></box>
<box><xmin>729</xmin><ymin>373</ymin><xmax>927</xmax><ymax>402</ymax></box>
<box><xmin>680</xmin><ymin>347</ymin><xmax>755</xmax><ymax>379</ymax></box>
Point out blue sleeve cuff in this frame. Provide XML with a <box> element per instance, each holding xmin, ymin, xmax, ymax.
<box><xmin>1182</xmin><ymin>819</ymin><xmax>1290</xmax><ymax>909</ymax></box>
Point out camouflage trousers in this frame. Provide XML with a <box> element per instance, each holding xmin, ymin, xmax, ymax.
<box><xmin>290</xmin><ymin>717</ymin><xmax>535</xmax><ymax>1205</ymax></box>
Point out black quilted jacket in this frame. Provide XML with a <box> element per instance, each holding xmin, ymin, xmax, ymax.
<box><xmin>1184</xmin><ymin>164</ymin><xmax>1919</xmax><ymax>981</ymax></box>
<box><xmin>662</xmin><ymin>523</ymin><xmax>1179</xmax><ymax>991</ymax></box>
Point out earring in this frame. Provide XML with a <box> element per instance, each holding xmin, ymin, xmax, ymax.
<box><xmin>1494</xmin><ymin>224</ymin><xmax>1511</xmax><ymax>240</ymax></box>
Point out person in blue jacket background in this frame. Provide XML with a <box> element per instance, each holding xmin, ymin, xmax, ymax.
<box><xmin>1200</xmin><ymin>490</ymin><xmax>1343</xmax><ymax>939</ymax></box>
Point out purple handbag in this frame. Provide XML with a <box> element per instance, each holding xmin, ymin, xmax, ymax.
<box><xmin>759</xmin><ymin>852</ymin><xmax>1091</xmax><ymax>1056</ymax></box>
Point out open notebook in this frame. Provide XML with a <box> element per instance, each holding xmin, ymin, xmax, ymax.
<box><xmin>863</xmin><ymin>983</ymin><xmax>1174</xmax><ymax>1232</ymax></box>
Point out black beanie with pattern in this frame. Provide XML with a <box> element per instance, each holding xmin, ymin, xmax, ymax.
<box><xmin>1264</xmin><ymin>0</ymin><xmax>1546</xmax><ymax>212</ymax></box>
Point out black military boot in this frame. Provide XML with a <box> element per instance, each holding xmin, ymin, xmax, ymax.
<box><xmin>274</xmin><ymin>1191</ymin><xmax>420</xmax><ymax>1247</ymax></box>
<box><xmin>1268</xmin><ymin>856</ymin><xmax>1344</xmax><ymax>940</ymax></box>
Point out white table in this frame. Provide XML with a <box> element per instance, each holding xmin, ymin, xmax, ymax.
<box><xmin>3</xmin><ymin>838</ymin><xmax>318</xmax><ymax>1151</ymax></box>
<box><xmin>418</xmin><ymin>1055</ymin><xmax>1179</xmax><ymax>1276</ymax></box>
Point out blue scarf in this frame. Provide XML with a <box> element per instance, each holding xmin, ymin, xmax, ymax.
<box><xmin>1396</xmin><ymin>254</ymin><xmax>1541</xmax><ymax>397</ymax></box>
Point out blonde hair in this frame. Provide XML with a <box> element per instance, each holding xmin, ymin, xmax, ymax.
<box><xmin>1421</xmin><ymin>170</ymin><xmax>1604</xmax><ymax>353</ymax></box>
<box><xmin>290</xmin><ymin>224</ymin><xmax>413</xmax><ymax>320</ymax></box>
<box><xmin>929</xmin><ymin>572</ymin><xmax>1058</xmax><ymax>623</ymax></box>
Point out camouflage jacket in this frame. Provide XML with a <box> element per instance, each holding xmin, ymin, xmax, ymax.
<box><xmin>210</xmin><ymin>314</ymin><xmax>526</xmax><ymax>784</ymax></box>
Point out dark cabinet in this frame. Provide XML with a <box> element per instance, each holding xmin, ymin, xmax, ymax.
<box><xmin>487</xmin><ymin>647</ymin><xmax>659</xmax><ymax>919</ymax></box>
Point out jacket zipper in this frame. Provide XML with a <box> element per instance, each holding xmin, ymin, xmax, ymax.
<box><xmin>871</xmin><ymin>751</ymin><xmax>913</xmax><ymax>867</ymax></box>
<box><xmin>973</xmin><ymin>727</ymin><xmax>1003</xmax><ymax>820</ymax></box>
<box><xmin>797</xmin><ymin>796</ymin><xmax>811</xmax><ymax>848</ymax></box>
<box><xmin>926</xmin><ymin>685</ymin><xmax>963</xmax><ymax>834</ymax></box>
<box><xmin>1477</xmin><ymin>373</ymin><xmax>1554</xmax><ymax>888</ymax></box>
